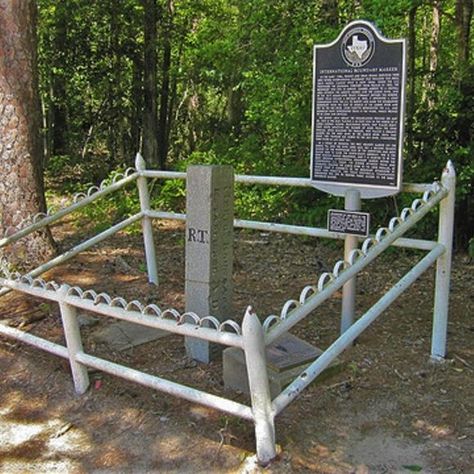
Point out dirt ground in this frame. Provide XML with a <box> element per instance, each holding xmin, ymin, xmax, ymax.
<box><xmin>0</xmin><ymin>219</ymin><xmax>473</xmax><ymax>473</ymax></box>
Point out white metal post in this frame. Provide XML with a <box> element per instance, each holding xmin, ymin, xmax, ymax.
<box><xmin>242</xmin><ymin>307</ymin><xmax>276</xmax><ymax>465</ymax></box>
<box><xmin>272</xmin><ymin>244</ymin><xmax>445</xmax><ymax>415</ymax></box>
<box><xmin>431</xmin><ymin>160</ymin><xmax>456</xmax><ymax>360</ymax></box>
<box><xmin>135</xmin><ymin>153</ymin><xmax>158</xmax><ymax>285</ymax></box>
<box><xmin>341</xmin><ymin>188</ymin><xmax>361</xmax><ymax>334</ymax></box>
<box><xmin>58</xmin><ymin>285</ymin><xmax>90</xmax><ymax>394</ymax></box>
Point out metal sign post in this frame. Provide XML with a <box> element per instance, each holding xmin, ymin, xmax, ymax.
<box><xmin>310</xmin><ymin>20</ymin><xmax>406</xmax><ymax>333</ymax></box>
<box><xmin>341</xmin><ymin>189</ymin><xmax>361</xmax><ymax>334</ymax></box>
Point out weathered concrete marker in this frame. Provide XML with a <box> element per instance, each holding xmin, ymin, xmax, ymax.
<box><xmin>185</xmin><ymin>165</ymin><xmax>234</xmax><ymax>363</ymax></box>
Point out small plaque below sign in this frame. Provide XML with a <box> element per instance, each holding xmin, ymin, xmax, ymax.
<box><xmin>328</xmin><ymin>209</ymin><xmax>370</xmax><ymax>236</ymax></box>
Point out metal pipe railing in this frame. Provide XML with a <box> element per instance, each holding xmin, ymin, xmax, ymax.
<box><xmin>75</xmin><ymin>351</ymin><xmax>253</xmax><ymax>420</ymax></box>
<box><xmin>136</xmin><ymin>154</ymin><xmax>158</xmax><ymax>284</ymax></box>
<box><xmin>272</xmin><ymin>243</ymin><xmax>445</xmax><ymax>414</ymax></box>
<box><xmin>0</xmin><ymin>213</ymin><xmax>144</xmax><ymax>298</ymax></box>
<box><xmin>0</xmin><ymin>172</ymin><xmax>138</xmax><ymax>249</ymax></box>
<box><xmin>0</xmin><ymin>322</ymin><xmax>69</xmax><ymax>359</ymax></box>
<box><xmin>234</xmin><ymin>219</ymin><xmax>437</xmax><ymax>251</ymax></box>
<box><xmin>144</xmin><ymin>211</ymin><xmax>437</xmax><ymax>251</ymax></box>
<box><xmin>242</xmin><ymin>307</ymin><xmax>276</xmax><ymax>463</ymax></box>
<box><xmin>0</xmin><ymin>158</ymin><xmax>455</xmax><ymax>465</ymax></box>
<box><xmin>431</xmin><ymin>161</ymin><xmax>456</xmax><ymax>359</ymax></box>
<box><xmin>264</xmin><ymin>183</ymin><xmax>448</xmax><ymax>345</ymax></box>
<box><xmin>141</xmin><ymin>169</ymin><xmax>431</xmax><ymax>193</ymax></box>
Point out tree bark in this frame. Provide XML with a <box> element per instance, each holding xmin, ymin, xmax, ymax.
<box><xmin>157</xmin><ymin>0</ymin><xmax>173</xmax><ymax>170</ymax></box>
<box><xmin>142</xmin><ymin>0</ymin><xmax>159</xmax><ymax>167</ymax></box>
<box><xmin>0</xmin><ymin>0</ymin><xmax>55</xmax><ymax>268</ymax></box>
<box><xmin>406</xmin><ymin>4</ymin><xmax>418</xmax><ymax>160</ymax></box>
<box><xmin>51</xmin><ymin>1</ymin><xmax>68</xmax><ymax>156</ymax></box>
<box><xmin>131</xmin><ymin>51</ymin><xmax>144</xmax><ymax>157</ymax></box>
<box><xmin>454</xmin><ymin>0</ymin><xmax>473</xmax><ymax>147</ymax></box>
<box><xmin>425</xmin><ymin>0</ymin><xmax>441</xmax><ymax>109</ymax></box>
<box><xmin>454</xmin><ymin>0</ymin><xmax>473</xmax><ymax>248</ymax></box>
<box><xmin>456</xmin><ymin>0</ymin><xmax>473</xmax><ymax>67</ymax></box>
<box><xmin>320</xmin><ymin>0</ymin><xmax>339</xmax><ymax>27</ymax></box>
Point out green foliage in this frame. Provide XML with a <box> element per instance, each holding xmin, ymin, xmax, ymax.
<box><xmin>402</xmin><ymin>465</ymin><xmax>423</xmax><ymax>472</ymax></box>
<box><xmin>70</xmin><ymin>167</ymin><xmax>140</xmax><ymax>235</ymax></box>
<box><xmin>151</xmin><ymin>179</ymin><xmax>186</xmax><ymax>213</ymax></box>
<box><xmin>469</xmin><ymin>237</ymin><xmax>474</xmax><ymax>259</ymax></box>
<box><xmin>38</xmin><ymin>0</ymin><xmax>473</xmax><ymax>248</ymax></box>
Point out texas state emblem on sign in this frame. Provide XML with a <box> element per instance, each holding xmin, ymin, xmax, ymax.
<box><xmin>310</xmin><ymin>21</ymin><xmax>406</xmax><ymax>199</ymax></box>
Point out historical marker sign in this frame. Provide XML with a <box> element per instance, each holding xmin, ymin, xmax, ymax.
<box><xmin>328</xmin><ymin>209</ymin><xmax>370</xmax><ymax>237</ymax></box>
<box><xmin>311</xmin><ymin>21</ymin><xmax>406</xmax><ymax>198</ymax></box>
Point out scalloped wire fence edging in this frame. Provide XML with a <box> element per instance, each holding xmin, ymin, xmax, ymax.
<box><xmin>271</xmin><ymin>243</ymin><xmax>445</xmax><ymax>415</ymax></box>
<box><xmin>0</xmin><ymin>169</ymin><xmax>138</xmax><ymax>249</ymax></box>
<box><xmin>0</xmin><ymin>276</ymin><xmax>244</xmax><ymax>348</ymax></box>
<box><xmin>262</xmin><ymin>179</ymin><xmax>449</xmax><ymax>345</ymax></box>
<box><xmin>0</xmin><ymin>156</ymin><xmax>456</xmax><ymax>465</ymax></box>
<box><xmin>0</xmin><ymin>276</ymin><xmax>253</xmax><ymax>422</ymax></box>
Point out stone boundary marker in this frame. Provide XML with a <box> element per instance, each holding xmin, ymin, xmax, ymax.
<box><xmin>184</xmin><ymin>165</ymin><xmax>234</xmax><ymax>363</ymax></box>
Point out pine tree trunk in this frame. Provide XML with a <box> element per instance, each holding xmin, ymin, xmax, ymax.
<box><xmin>131</xmin><ymin>51</ymin><xmax>144</xmax><ymax>156</ymax></box>
<box><xmin>142</xmin><ymin>0</ymin><xmax>159</xmax><ymax>167</ymax></box>
<box><xmin>455</xmin><ymin>0</ymin><xmax>472</xmax><ymax>148</ymax></box>
<box><xmin>320</xmin><ymin>0</ymin><xmax>339</xmax><ymax>27</ymax></box>
<box><xmin>456</xmin><ymin>0</ymin><xmax>473</xmax><ymax>67</ymax></box>
<box><xmin>0</xmin><ymin>0</ymin><xmax>55</xmax><ymax>269</ymax></box>
<box><xmin>454</xmin><ymin>0</ymin><xmax>473</xmax><ymax>248</ymax></box>
<box><xmin>426</xmin><ymin>0</ymin><xmax>441</xmax><ymax>109</ymax></box>
<box><xmin>157</xmin><ymin>0</ymin><xmax>173</xmax><ymax>170</ymax></box>
<box><xmin>406</xmin><ymin>5</ymin><xmax>418</xmax><ymax>160</ymax></box>
<box><xmin>51</xmin><ymin>2</ymin><xmax>68</xmax><ymax>156</ymax></box>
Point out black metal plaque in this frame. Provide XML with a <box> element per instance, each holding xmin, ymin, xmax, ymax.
<box><xmin>311</xmin><ymin>21</ymin><xmax>406</xmax><ymax>198</ymax></box>
<box><xmin>328</xmin><ymin>209</ymin><xmax>370</xmax><ymax>236</ymax></box>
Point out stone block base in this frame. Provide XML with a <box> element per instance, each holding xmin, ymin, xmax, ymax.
<box><xmin>223</xmin><ymin>333</ymin><xmax>342</xmax><ymax>399</ymax></box>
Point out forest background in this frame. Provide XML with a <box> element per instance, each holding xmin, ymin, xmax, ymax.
<box><xmin>22</xmin><ymin>0</ymin><xmax>474</xmax><ymax>251</ymax></box>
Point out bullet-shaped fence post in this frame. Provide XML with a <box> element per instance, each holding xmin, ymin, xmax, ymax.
<box><xmin>58</xmin><ymin>285</ymin><xmax>89</xmax><ymax>394</ymax></box>
<box><xmin>136</xmin><ymin>153</ymin><xmax>158</xmax><ymax>285</ymax></box>
<box><xmin>431</xmin><ymin>160</ymin><xmax>456</xmax><ymax>360</ymax></box>
<box><xmin>242</xmin><ymin>307</ymin><xmax>276</xmax><ymax>465</ymax></box>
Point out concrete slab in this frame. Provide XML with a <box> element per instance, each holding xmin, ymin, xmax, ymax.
<box><xmin>92</xmin><ymin>321</ymin><xmax>168</xmax><ymax>352</ymax></box>
<box><xmin>223</xmin><ymin>333</ymin><xmax>343</xmax><ymax>398</ymax></box>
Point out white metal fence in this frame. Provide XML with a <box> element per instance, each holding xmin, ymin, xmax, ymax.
<box><xmin>0</xmin><ymin>154</ymin><xmax>455</xmax><ymax>464</ymax></box>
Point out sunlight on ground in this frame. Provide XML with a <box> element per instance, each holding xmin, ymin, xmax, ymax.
<box><xmin>0</xmin><ymin>390</ymin><xmax>92</xmax><ymax>473</ymax></box>
<box><xmin>413</xmin><ymin>419</ymin><xmax>453</xmax><ymax>438</ymax></box>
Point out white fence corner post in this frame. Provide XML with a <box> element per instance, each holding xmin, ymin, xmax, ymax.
<box><xmin>135</xmin><ymin>152</ymin><xmax>158</xmax><ymax>285</ymax></box>
<box><xmin>242</xmin><ymin>306</ymin><xmax>277</xmax><ymax>465</ymax></box>
<box><xmin>431</xmin><ymin>160</ymin><xmax>456</xmax><ymax>360</ymax></box>
<box><xmin>58</xmin><ymin>284</ymin><xmax>90</xmax><ymax>394</ymax></box>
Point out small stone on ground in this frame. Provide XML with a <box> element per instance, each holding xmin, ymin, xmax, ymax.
<box><xmin>92</xmin><ymin>321</ymin><xmax>168</xmax><ymax>351</ymax></box>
